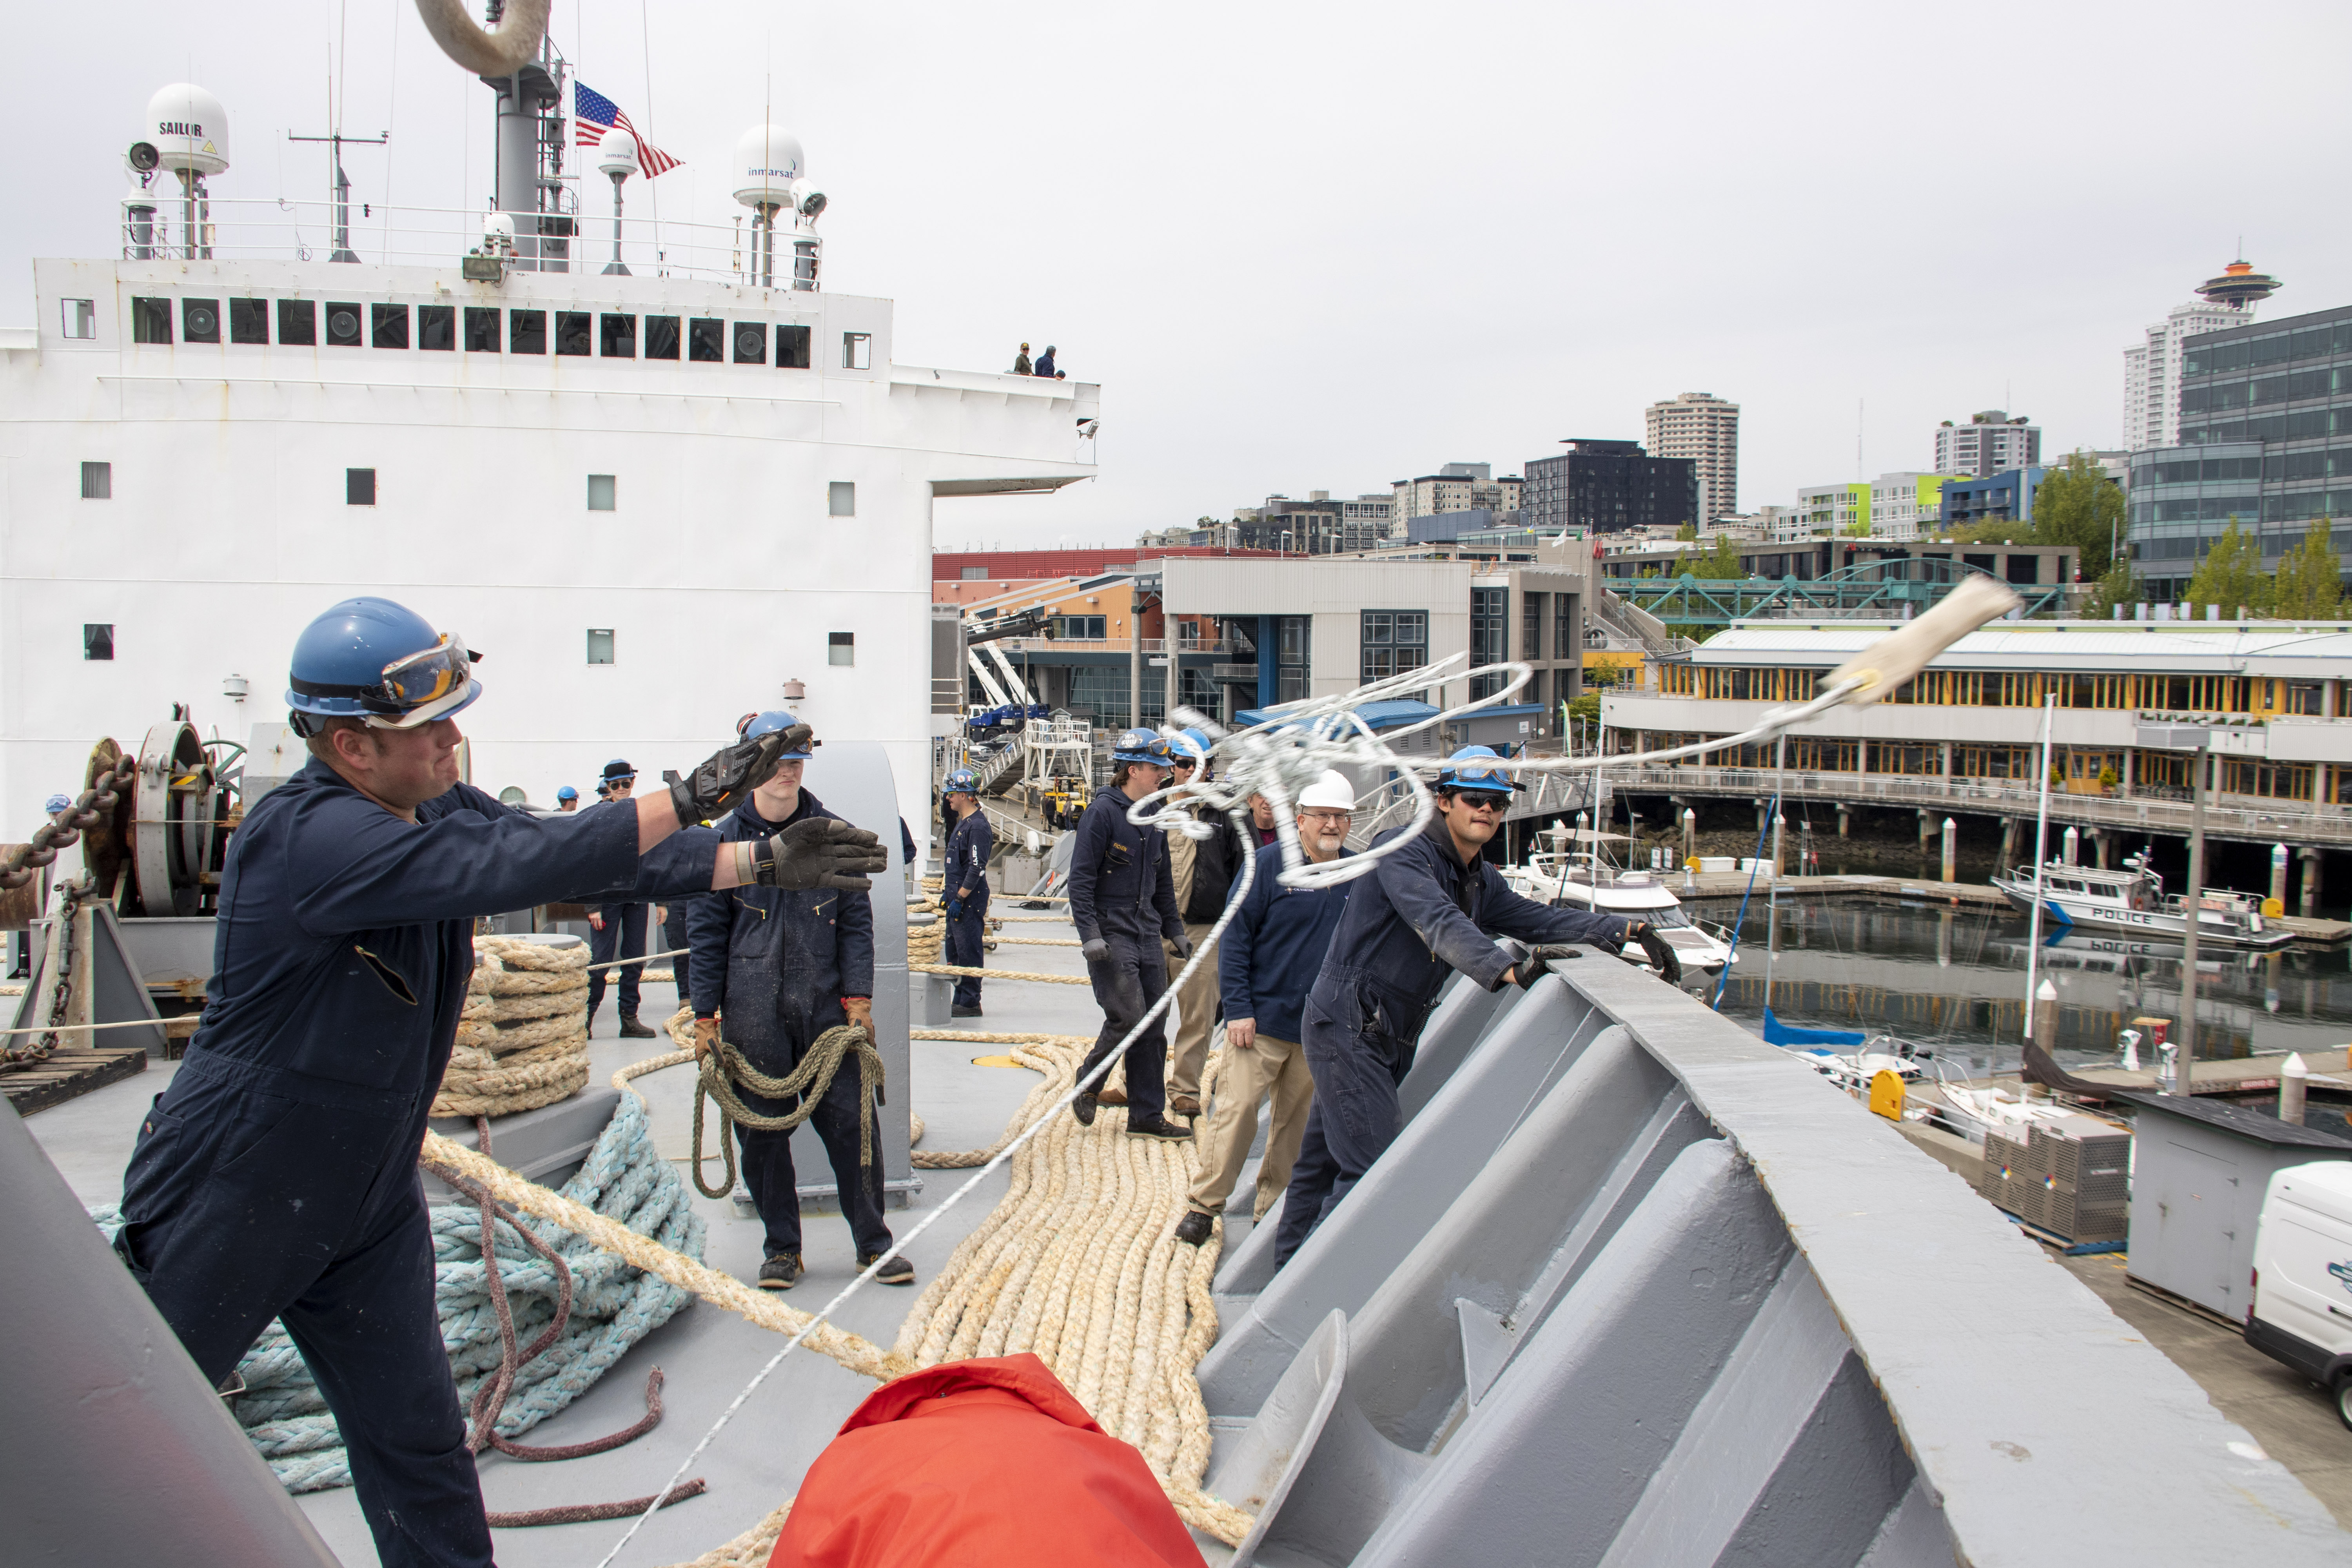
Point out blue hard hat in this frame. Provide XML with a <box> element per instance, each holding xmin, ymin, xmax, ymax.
<box><xmin>1170</xmin><ymin>728</ymin><xmax>1211</xmax><ymax>766</ymax></box>
<box><xmin>1436</xmin><ymin>746</ymin><xmax>1524</xmax><ymax>794</ymax></box>
<box><xmin>44</xmin><ymin>793</ymin><xmax>70</xmax><ymax>814</ymax></box>
<box><xmin>944</xmin><ymin>767</ymin><xmax>979</xmax><ymax>794</ymax></box>
<box><xmin>743</xmin><ymin>710</ymin><xmax>814</xmax><ymax>760</ymax></box>
<box><xmin>555</xmin><ymin>785</ymin><xmax>579</xmax><ymax>802</ymax></box>
<box><xmin>285</xmin><ymin>596</ymin><xmax>481</xmax><ymax>732</ymax></box>
<box><xmin>1112</xmin><ymin>728</ymin><xmax>1173</xmax><ymax>766</ymax></box>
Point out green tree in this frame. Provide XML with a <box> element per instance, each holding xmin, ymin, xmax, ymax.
<box><xmin>2181</xmin><ymin>518</ymin><xmax>2270</xmax><ymax>620</ymax></box>
<box><xmin>1568</xmin><ymin>691</ymin><xmax>1602</xmax><ymax>724</ymax></box>
<box><xmin>2079</xmin><ymin>559</ymin><xmax>2140</xmax><ymax>621</ymax></box>
<box><xmin>1674</xmin><ymin>522</ymin><xmax>1698</xmax><ymax>542</ymax></box>
<box><xmin>1842</xmin><ymin>519</ymin><xmax>1871</xmax><ymax>537</ymax></box>
<box><xmin>2270</xmin><ymin>517</ymin><xmax>2347</xmax><ymax>619</ymax></box>
<box><xmin>1688</xmin><ymin>534</ymin><xmax>1746</xmax><ymax>580</ymax></box>
<box><xmin>2028</xmin><ymin>450</ymin><xmax>2127</xmax><ymax>580</ymax></box>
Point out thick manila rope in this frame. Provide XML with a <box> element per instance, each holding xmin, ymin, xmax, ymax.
<box><xmin>434</xmin><ymin>935</ymin><xmax>591</xmax><ymax>1118</ymax></box>
<box><xmin>685</xmin><ymin>1023</ymin><xmax>888</xmax><ymax>1200</ymax></box>
<box><xmin>912</xmin><ymin>961</ymin><xmax>1090</xmax><ymax>986</ymax></box>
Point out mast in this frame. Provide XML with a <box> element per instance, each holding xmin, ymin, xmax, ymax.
<box><xmin>2019</xmin><ymin>694</ymin><xmax>2056</xmax><ymax>1098</ymax></box>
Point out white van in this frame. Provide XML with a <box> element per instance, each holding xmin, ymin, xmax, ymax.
<box><xmin>2247</xmin><ymin>1160</ymin><xmax>2352</xmax><ymax>1428</ymax></box>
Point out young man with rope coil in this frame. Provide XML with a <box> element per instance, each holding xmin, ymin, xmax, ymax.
<box><xmin>110</xmin><ymin>597</ymin><xmax>887</xmax><ymax>1568</ymax></box>
<box><xmin>686</xmin><ymin>709</ymin><xmax>915</xmax><ymax>1292</ymax></box>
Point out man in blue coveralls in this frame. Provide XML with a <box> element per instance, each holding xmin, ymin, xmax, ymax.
<box><xmin>584</xmin><ymin>759</ymin><xmax>657</xmax><ymax>1039</ymax></box>
<box><xmin>941</xmin><ymin>766</ymin><xmax>993</xmax><ymax>1018</ymax></box>
<box><xmin>1272</xmin><ymin>746</ymin><xmax>1682</xmax><ymax>1265</ymax></box>
<box><xmin>1068</xmin><ymin>728</ymin><xmax>1194</xmax><ymax>1141</ymax></box>
<box><xmin>113</xmin><ymin>598</ymin><xmax>886</xmax><ymax>1568</ymax></box>
<box><xmin>687</xmin><ymin>710</ymin><xmax>915</xmax><ymax>1292</ymax></box>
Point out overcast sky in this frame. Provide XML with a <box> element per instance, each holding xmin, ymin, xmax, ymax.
<box><xmin>9</xmin><ymin>2</ymin><xmax>2348</xmax><ymax>551</ymax></box>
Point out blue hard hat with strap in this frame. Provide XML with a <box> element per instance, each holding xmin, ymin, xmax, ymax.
<box><xmin>1112</xmin><ymin>728</ymin><xmax>1173</xmax><ymax>766</ymax></box>
<box><xmin>742</xmin><ymin>710</ymin><xmax>814</xmax><ymax>760</ymax></box>
<box><xmin>1170</xmin><ymin>727</ymin><xmax>1210</xmax><ymax>766</ymax></box>
<box><xmin>944</xmin><ymin>767</ymin><xmax>979</xmax><ymax>794</ymax></box>
<box><xmin>555</xmin><ymin>784</ymin><xmax>578</xmax><ymax>802</ymax></box>
<box><xmin>1435</xmin><ymin>745</ymin><xmax>1524</xmax><ymax>793</ymax></box>
<box><xmin>284</xmin><ymin>596</ymin><xmax>482</xmax><ymax>734</ymax></box>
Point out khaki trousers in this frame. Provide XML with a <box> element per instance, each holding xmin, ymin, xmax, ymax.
<box><xmin>1186</xmin><ymin>1031</ymin><xmax>1315</xmax><ymax>1220</ymax></box>
<box><xmin>1164</xmin><ymin>922</ymin><xmax>1219</xmax><ymax>1106</ymax></box>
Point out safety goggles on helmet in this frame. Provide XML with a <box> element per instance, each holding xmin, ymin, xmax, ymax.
<box><xmin>944</xmin><ymin>768</ymin><xmax>979</xmax><ymax>794</ymax></box>
<box><xmin>289</xmin><ymin>632</ymin><xmax>481</xmax><ymax>729</ymax></box>
<box><xmin>1111</xmin><ymin>728</ymin><xmax>1173</xmax><ymax>767</ymax></box>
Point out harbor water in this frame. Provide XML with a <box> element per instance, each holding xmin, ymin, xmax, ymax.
<box><xmin>1690</xmin><ymin>891</ymin><xmax>2352</xmax><ymax>1081</ymax></box>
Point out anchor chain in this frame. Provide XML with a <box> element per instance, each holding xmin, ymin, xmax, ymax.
<box><xmin>0</xmin><ymin>753</ymin><xmax>136</xmax><ymax>891</ymax></box>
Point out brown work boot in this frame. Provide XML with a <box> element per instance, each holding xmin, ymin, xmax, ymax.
<box><xmin>1168</xmin><ymin>1094</ymin><xmax>1202</xmax><ymax>1118</ymax></box>
<box><xmin>619</xmin><ymin>1013</ymin><xmax>656</xmax><ymax>1039</ymax></box>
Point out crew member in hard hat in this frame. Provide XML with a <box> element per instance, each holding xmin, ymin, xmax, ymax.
<box><xmin>555</xmin><ymin>784</ymin><xmax>580</xmax><ymax>811</ymax></box>
<box><xmin>1068</xmin><ymin>729</ymin><xmax>1192</xmax><ymax>1140</ymax></box>
<box><xmin>941</xmin><ymin>767</ymin><xmax>993</xmax><ymax>1018</ymax></box>
<box><xmin>584</xmin><ymin>760</ymin><xmax>656</xmax><ymax>1039</ymax></box>
<box><xmin>686</xmin><ymin>710</ymin><xmax>912</xmax><ymax>1292</ymax></box>
<box><xmin>1272</xmin><ymin>746</ymin><xmax>1681</xmax><ymax>1266</ymax></box>
<box><xmin>113</xmin><ymin>597</ymin><xmax>885</xmax><ymax>1568</ymax></box>
<box><xmin>1161</xmin><ymin>728</ymin><xmax>1249</xmax><ymax>1118</ymax></box>
<box><xmin>1175</xmin><ymin>770</ymin><xmax>1357</xmax><ymax>1246</ymax></box>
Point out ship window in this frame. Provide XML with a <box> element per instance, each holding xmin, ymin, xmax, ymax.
<box><xmin>689</xmin><ymin>318</ymin><xmax>724</xmax><ymax>361</ymax></box>
<box><xmin>182</xmin><ymin>299</ymin><xmax>220</xmax><ymax>343</ymax></box>
<box><xmin>829</xmin><ymin>632</ymin><xmax>855</xmax><ymax>667</ymax></box>
<box><xmin>229</xmin><ymin>298</ymin><xmax>269</xmax><ymax>343</ymax></box>
<box><xmin>325</xmin><ymin>303</ymin><xmax>363</xmax><ymax>345</ymax></box>
<box><xmin>371</xmin><ymin>304</ymin><xmax>409</xmax><ymax>349</ymax></box>
<box><xmin>131</xmin><ymin>297</ymin><xmax>172</xmax><ymax>344</ymax></box>
<box><xmin>463</xmin><ymin>307</ymin><xmax>500</xmax><ymax>351</ymax></box>
<box><xmin>829</xmin><ymin>481</ymin><xmax>855</xmax><ymax>517</ymax></box>
<box><xmin>84</xmin><ymin>624</ymin><xmax>114</xmax><ymax>661</ymax></box>
<box><xmin>644</xmin><ymin>315</ymin><xmax>681</xmax><ymax>360</ymax></box>
<box><xmin>277</xmin><ymin>299</ymin><xmax>317</xmax><ymax>345</ymax></box>
<box><xmin>62</xmin><ymin>298</ymin><xmax>96</xmax><ymax>339</ymax></box>
<box><xmin>417</xmin><ymin>305</ymin><xmax>455</xmax><ymax>351</ymax></box>
<box><xmin>510</xmin><ymin>309</ymin><xmax>546</xmax><ymax>354</ymax></box>
<box><xmin>347</xmin><ymin>468</ymin><xmax>377</xmax><ymax>506</ymax></box>
<box><xmin>556</xmin><ymin>311</ymin><xmax>592</xmax><ymax>355</ymax></box>
<box><xmin>587</xmin><ymin>628</ymin><xmax>615</xmax><ymax>665</ymax></box>
<box><xmin>842</xmin><ymin>331</ymin><xmax>871</xmax><ymax>370</ymax></box>
<box><xmin>587</xmin><ymin>474</ymin><xmax>617</xmax><ymax>512</ymax></box>
<box><xmin>600</xmin><ymin>313</ymin><xmax>636</xmax><ymax>358</ymax></box>
<box><xmin>733</xmin><ymin>322</ymin><xmax>766</xmax><ymax>363</ymax></box>
<box><xmin>81</xmin><ymin>462</ymin><xmax>111</xmax><ymax>500</ymax></box>
<box><xmin>777</xmin><ymin>324</ymin><xmax>811</xmax><ymax>368</ymax></box>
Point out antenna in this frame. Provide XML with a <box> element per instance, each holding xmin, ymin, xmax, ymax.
<box><xmin>288</xmin><ymin>125</ymin><xmax>388</xmax><ymax>263</ymax></box>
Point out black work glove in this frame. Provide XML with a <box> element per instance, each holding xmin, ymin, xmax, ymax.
<box><xmin>1169</xmin><ymin>931</ymin><xmax>1193</xmax><ymax>960</ymax></box>
<box><xmin>754</xmin><ymin>817</ymin><xmax>887</xmax><ymax>891</ymax></box>
<box><xmin>1080</xmin><ymin>937</ymin><xmax>1110</xmax><ymax>963</ymax></box>
<box><xmin>1514</xmin><ymin>943</ymin><xmax>1584</xmax><ymax>990</ymax></box>
<box><xmin>672</xmin><ymin>727</ymin><xmax>806</xmax><ymax>824</ymax></box>
<box><xmin>1624</xmin><ymin>921</ymin><xmax>1683</xmax><ymax>985</ymax></box>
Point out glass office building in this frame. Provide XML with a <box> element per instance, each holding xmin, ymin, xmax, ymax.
<box><xmin>2128</xmin><ymin>304</ymin><xmax>2352</xmax><ymax>598</ymax></box>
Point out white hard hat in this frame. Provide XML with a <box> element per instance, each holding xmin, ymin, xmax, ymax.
<box><xmin>1298</xmin><ymin>770</ymin><xmax>1356</xmax><ymax>811</ymax></box>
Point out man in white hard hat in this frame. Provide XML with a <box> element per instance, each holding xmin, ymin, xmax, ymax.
<box><xmin>1174</xmin><ymin>770</ymin><xmax>1357</xmax><ymax>1246</ymax></box>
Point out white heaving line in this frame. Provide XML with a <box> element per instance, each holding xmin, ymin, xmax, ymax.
<box><xmin>592</xmin><ymin>576</ymin><xmax>2019</xmax><ymax>1564</ymax></box>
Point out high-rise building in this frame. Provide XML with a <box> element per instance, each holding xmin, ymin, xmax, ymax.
<box><xmin>1390</xmin><ymin>464</ymin><xmax>1524</xmax><ymax>538</ymax></box>
<box><xmin>2123</xmin><ymin>260</ymin><xmax>2281</xmax><ymax>451</ymax></box>
<box><xmin>1524</xmin><ymin>440</ymin><xmax>1697</xmax><ymax>536</ymax></box>
<box><xmin>1796</xmin><ymin>472</ymin><xmax>1956</xmax><ymax>542</ymax></box>
<box><xmin>1643</xmin><ymin>392</ymin><xmax>1739</xmax><ymax>522</ymax></box>
<box><xmin>1933</xmin><ymin>410</ymin><xmax>2040</xmax><ymax>477</ymax></box>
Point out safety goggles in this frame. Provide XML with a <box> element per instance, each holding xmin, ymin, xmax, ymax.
<box><xmin>363</xmin><ymin>635</ymin><xmax>480</xmax><ymax>728</ymax></box>
<box><xmin>1448</xmin><ymin>790</ymin><xmax>1510</xmax><ymax>814</ymax></box>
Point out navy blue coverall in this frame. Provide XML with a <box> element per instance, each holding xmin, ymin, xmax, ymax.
<box><xmin>1067</xmin><ymin>787</ymin><xmax>1185</xmax><ymax>1122</ymax></box>
<box><xmin>943</xmin><ymin>806</ymin><xmax>995</xmax><ymax>1008</ymax></box>
<box><xmin>685</xmin><ymin>789</ymin><xmax>891</xmax><ymax>1261</ymax></box>
<box><xmin>1272</xmin><ymin>814</ymin><xmax>1631</xmax><ymax>1265</ymax></box>
<box><xmin>116</xmin><ymin>757</ymin><xmax>718</xmax><ymax>1568</ymax></box>
<box><xmin>577</xmin><ymin>798</ymin><xmax>649</xmax><ymax>1020</ymax></box>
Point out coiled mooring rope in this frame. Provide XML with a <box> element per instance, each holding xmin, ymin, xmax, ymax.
<box><xmin>434</xmin><ymin>936</ymin><xmax>592</xmax><ymax>1118</ymax></box>
<box><xmin>686</xmin><ymin>1022</ymin><xmax>887</xmax><ymax>1199</ymax></box>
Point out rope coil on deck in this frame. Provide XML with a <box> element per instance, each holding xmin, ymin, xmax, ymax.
<box><xmin>432</xmin><ymin>936</ymin><xmax>591</xmax><ymax>1118</ymax></box>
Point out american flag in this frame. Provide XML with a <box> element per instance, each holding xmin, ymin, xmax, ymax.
<box><xmin>573</xmin><ymin>83</ymin><xmax>681</xmax><ymax>178</ymax></box>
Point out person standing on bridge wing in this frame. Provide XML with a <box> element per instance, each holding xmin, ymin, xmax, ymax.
<box><xmin>1272</xmin><ymin>746</ymin><xmax>1681</xmax><ymax>1268</ymax></box>
<box><xmin>113</xmin><ymin>597</ymin><xmax>878</xmax><ymax>1568</ymax></box>
<box><xmin>686</xmin><ymin>709</ymin><xmax>914</xmax><ymax>1293</ymax></box>
<box><xmin>1068</xmin><ymin>729</ymin><xmax>1194</xmax><ymax>1141</ymax></box>
<box><xmin>942</xmin><ymin>768</ymin><xmax>994</xmax><ymax>1018</ymax></box>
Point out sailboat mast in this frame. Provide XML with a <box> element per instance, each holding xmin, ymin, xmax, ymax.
<box><xmin>2020</xmin><ymin>695</ymin><xmax>2057</xmax><ymax>1094</ymax></box>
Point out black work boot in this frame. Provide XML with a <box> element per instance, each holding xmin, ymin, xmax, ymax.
<box><xmin>1174</xmin><ymin>1210</ymin><xmax>1214</xmax><ymax>1247</ymax></box>
<box><xmin>862</xmin><ymin>1250</ymin><xmax>916</xmax><ymax>1285</ymax></box>
<box><xmin>1127</xmin><ymin>1114</ymin><xmax>1193</xmax><ymax>1142</ymax></box>
<box><xmin>1072</xmin><ymin>1087</ymin><xmax>1099</xmax><ymax>1127</ymax></box>
<box><xmin>758</xmin><ymin>1252</ymin><xmax>804</xmax><ymax>1290</ymax></box>
<box><xmin>619</xmin><ymin>1012</ymin><xmax>656</xmax><ymax>1039</ymax></box>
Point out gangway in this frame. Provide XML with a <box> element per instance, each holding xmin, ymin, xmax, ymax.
<box><xmin>1608</xmin><ymin>557</ymin><xmax>2063</xmax><ymax>626</ymax></box>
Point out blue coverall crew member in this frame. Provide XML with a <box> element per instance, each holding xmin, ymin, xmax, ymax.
<box><xmin>114</xmin><ymin>597</ymin><xmax>885</xmax><ymax>1568</ymax></box>
<box><xmin>1068</xmin><ymin>729</ymin><xmax>1194</xmax><ymax>1141</ymax></box>
<box><xmin>555</xmin><ymin>784</ymin><xmax>579</xmax><ymax>811</ymax></box>
<box><xmin>942</xmin><ymin>767</ymin><xmax>994</xmax><ymax>1018</ymax></box>
<box><xmin>585</xmin><ymin>759</ymin><xmax>656</xmax><ymax>1038</ymax></box>
<box><xmin>1272</xmin><ymin>747</ymin><xmax>1683</xmax><ymax>1266</ymax></box>
<box><xmin>687</xmin><ymin>710</ymin><xmax>915</xmax><ymax>1292</ymax></box>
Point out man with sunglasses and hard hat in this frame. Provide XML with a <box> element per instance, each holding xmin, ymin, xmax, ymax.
<box><xmin>940</xmin><ymin>766</ymin><xmax>993</xmax><ymax>1018</ymax></box>
<box><xmin>1272</xmin><ymin>745</ymin><xmax>1680</xmax><ymax>1266</ymax></box>
<box><xmin>112</xmin><ymin>598</ymin><xmax>886</xmax><ymax>1568</ymax></box>
<box><xmin>585</xmin><ymin>759</ymin><xmax>657</xmax><ymax>1038</ymax></box>
<box><xmin>1068</xmin><ymin>728</ymin><xmax>1194</xmax><ymax>1141</ymax></box>
<box><xmin>686</xmin><ymin>710</ymin><xmax>913</xmax><ymax>1292</ymax></box>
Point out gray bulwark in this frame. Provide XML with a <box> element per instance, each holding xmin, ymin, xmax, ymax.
<box><xmin>0</xmin><ymin>1095</ymin><xmax>340</xmax><ymax>1568</ymax></box>
<box><xmin>1198</xmin><ymin>957</ymin><xmax>2343</xmax><ymax>1565</ymax></box>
